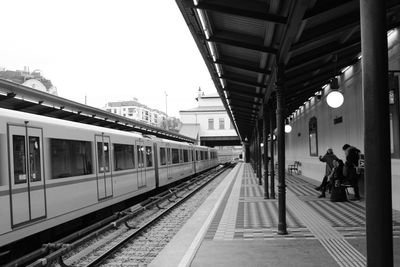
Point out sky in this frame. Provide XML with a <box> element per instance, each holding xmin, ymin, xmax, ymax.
<box><xmin>0</xmin><ymin>0</ymin><xmax>216</xmax><ymax>117</ymax></box>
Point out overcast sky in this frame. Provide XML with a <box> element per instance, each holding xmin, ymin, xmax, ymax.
<box><xmin>0</xmin><ymin>0</ymin><xmax>216</xmax><ymax>117</ymax></box>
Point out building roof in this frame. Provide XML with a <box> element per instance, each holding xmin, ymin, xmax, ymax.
<box><xmin>106</xmin><ymin>100</ymin><xmax>167</xmax><ymax>116</ymax></box>
<box><xmin>180</xmin><ymin>105</ymin><xmax>227</xmax><ymax>113</ymax></box>
<box><xmin>179</xmin><ymin>123</ymin><xmax>200</xmax><ymax>139</ymax></box>
<box><xmin>177</xmin><ymin>0</ymin><xmax>400</xmax><ymax>140</ymax></box>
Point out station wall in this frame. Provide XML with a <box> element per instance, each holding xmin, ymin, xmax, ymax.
<box><xmin>285</xmin><ymin>29</ymin><xmax>400</xmax><ymax>211</ymax></box>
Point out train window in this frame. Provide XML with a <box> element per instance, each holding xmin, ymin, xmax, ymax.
<box><xmin>29</xmin><ymin>136</ymin><xmax>41</xmax><ymax>182</ymax></box>
<box><xmin>200</xmin><ymin>151</ymin><xmax>204</xmax><ymax>160</ymax></box>
<box><xmin>172</xmin><ymin>148</ymin><xmax>179</xmax><ymax>164</ymax></box>
<box><xmin>205</xmin><ymin>152</ymin><xmax>208</xmax><ymax>160</ymax></box>
<box><xmin>309</xmin><ymin>117</ymin><xmax>318</xmax><ymax>156</ymax></box>
<box><xmin>160</xmin><ymin>147</ymin><xmax>167</xmax><ymax>166</ymax></box>
<box><xmin>179</xmin><ymin>149</ymin><xmax>183</xmax><ymax>162</ymax></box>
<box><xmin>196</xmin><ymin>150</ymin><xmax>200</xmax><ymax>161</ymax></box>
<box><xmin>13</xmin><ymin>135</ymin><xmax>27</xmax><ymax>184</ymax></box>
<box><xmin>137</xmin><ymin>146</ymin><xmax>144</xmax><ymax>168</ymax></box>
<box><xmin>114</xmin><ymin>144</ymin><xmax>135</xmax><ymax>171</ymax></box>
<box><xmin>167</xmin><ymin>148</ymin><xmax>171</xmax><ymax>164</ymax></box>
<box><xmin>183</xmin><ymin>150</ymin><xmax>189</xmax><ymax>162</ymax></box>
<box><xmin>97</xmin><ymin>142</ymin><xmax>110</xmax><ymax>173</ymax></box>
<box><xmin>51</xmin><ymin>139</ymin><xmax>92</xmax><ymax>179</ymax></box>
<box><xmin>146</xmin><ymin>146</ymin><xmax>153</xmax><ymax>167</ymax></box>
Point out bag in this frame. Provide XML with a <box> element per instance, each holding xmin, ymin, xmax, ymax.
<box><xmin>330</xmin><ymin>185</ymin><xmax>347</xmax><ymax>202</ymax></box>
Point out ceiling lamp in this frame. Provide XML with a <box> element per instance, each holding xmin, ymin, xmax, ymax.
<box><xmin>284</xmin><ymin>119</ymin><xmax>292</xmax><ymax>133</ymax></box>
<box><xmin>326</xmin><ymin>77</ymin><xmax>344</xmax><ymax>108</ymax></box>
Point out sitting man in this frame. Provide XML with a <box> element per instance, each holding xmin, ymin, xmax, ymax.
<box><xmin>318</xmin><ymin>159</ymin><xmax>345</xmax><ymax>198</ymax></box>
<box><xmin>342</xmin><ymin>144</ymin><xmax>361</xmax><ymax>200</ymax></box>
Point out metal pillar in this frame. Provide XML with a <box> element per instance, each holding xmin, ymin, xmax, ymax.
<box><xmin>245</xmin><ymin>142</ymin><xmax>250</xmax><ymax>163</ymax></box>
<box><xmin>360</xmin><ymin>1</ymin><xmax>393</xmax><ymax>265</ymax></box>
<box><xmin>269</xmin><ymin>107</ymin><xmax>275</xmax><ymax>199</ymax></box>
<box><xmin>276</xmin><ymin>64</ymin><xmax>287</xmax><ymax>235</ymax></box>
<box><xmin>257</xmin><ymin>119</ymin><xmax>263</xmax><ymax>185</ymax></box>
<box><xmin>263</xmin><ymin>105</ymin><xmax>269</xmax><ymax>199</ymax></box>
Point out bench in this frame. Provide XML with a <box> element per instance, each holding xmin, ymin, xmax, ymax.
<box><xmin>288</xmin><ymin>161</ymin><xmax>301</xmax><ymax>174</ymax></box>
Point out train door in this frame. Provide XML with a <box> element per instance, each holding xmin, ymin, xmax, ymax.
<box><xmin>8</xmin><ymin>124</ymin><xmax>46</xmax><ymax>227</ymax></box>
<box><xmin>95</xmin><ymin>135</ymin><xmax>113</xmax><ymax>200</ymax></box>
<box><xmin>136</xmin><ymin>140</ymin><xmax>146</xmax><ymax>188</ymax></box>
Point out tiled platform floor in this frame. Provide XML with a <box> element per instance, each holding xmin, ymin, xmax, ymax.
<box><xmin>198</xmin><ymin>163</ymin><xmax>400</xmax><ymax>267</ymax></box>
<box><xmin>150</xmin><ymin>163</ymin><xmax>400</xmax><ymax>267</ymax></box>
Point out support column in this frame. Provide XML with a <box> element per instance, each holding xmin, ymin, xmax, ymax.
<box><xmin>276</xmin><ymin>64</ymin><xmax>287</xmax><ymax>235</ymax></box>
<box><xmin>269</xmin><ymin>107</ymin><xmax>275</xmax><ymax>199</ymax></box>
<box><xmin>360</xmin><ymin>1</ymin><xmax>393</xmax><ymax>266</ymax></box>
<box><xmin>258</xmin><ymin>119</ymin><xmax>263</xmax><ymax>185</ymax></box>
<box><xmin>245</xmin><ymin>142</ymin><xmax>250</xmax><ymax>163</ymax></box>
<box><xmin>263</xmin><ymin>105</ymin><xmax>270</xmax><ymax>199</ymax></box>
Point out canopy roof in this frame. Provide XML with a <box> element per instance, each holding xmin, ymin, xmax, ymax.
<box><xmin>177</xmin><ymin>0</ymin><xmax>400</xmax><ymax>140</ymax></box>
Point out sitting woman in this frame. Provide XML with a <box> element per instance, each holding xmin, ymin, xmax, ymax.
<box><xmin>318</xmin><ymin>159</ymin><xmax>345</xmax><ymax>198</ymax></box>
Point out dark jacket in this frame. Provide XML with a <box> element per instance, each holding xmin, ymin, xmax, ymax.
<box><xmin>319</xmin><ymin>153</ymin><xmax>338</xmax><ymax>176</ymax></box>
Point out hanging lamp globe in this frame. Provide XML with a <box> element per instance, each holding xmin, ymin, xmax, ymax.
<box><xmin>326</xmin><ymin>91</ymin><xmax>344</xmax><ymax>108</ymax></box>
<box><xmin>284</xmin><ymin>124</ymin><xmax>292</xmax><ymax>133</ymax></box>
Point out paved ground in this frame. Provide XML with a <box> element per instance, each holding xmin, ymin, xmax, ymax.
<box><xmin>150</xmin><ymin>163</ymin><xmax>400</xmax><ymax>267</ymax></box>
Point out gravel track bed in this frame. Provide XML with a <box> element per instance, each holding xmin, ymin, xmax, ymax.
<box><xmin>101</xmin><ymin>170</ymin><xmax>228</xmax><ymax>266</ymax></box>
<box><xmin>58</xmin><ymin>168</ymin><xmax>230</xmax><ymax>267</ymax></box>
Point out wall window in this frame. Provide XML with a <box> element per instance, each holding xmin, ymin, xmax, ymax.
<box><xmin>145</xmin><ymin>146</ymin><xmax>153</xmax><ymax>167</ymax></box>
<box><xmin>51</xmin><ymin>139</ymin><xmax>92</xmax><ymax>179</ymax></box>
<box><xmin>160</xmin><ymin>147</ymin><xmax>167</xmax><ymax>166</ymax></box>
<box><xmin>309</xmin><ymin>117</ymin><xmax>318</xmax><ymax>156</ymax></box>
<box><xmin>183</xmin><ymin>150</ymin><xmax>189</xmax><ymax>162</ymax></box>
<box><xmin>219</xmin><ymin>118</ymin><xmax>225</xmax><ymax>129</ymax></box>
<box><xmin>172</xmin><ymin>148</ymin><xmax>179</xmax><ymax>164</ymax></box>
<box><xmin>208</xmin><ymin>118</ymin><xmax>214</xmax><ymax>129</ymax></box>
<box><xmin>114</xmin><ymin>144</ymin><xmax>134</xmax><ymax>171</ymax></box>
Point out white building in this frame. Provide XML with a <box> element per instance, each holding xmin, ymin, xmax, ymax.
<box><xmin>179</xmin><ymin>89</ymin><xmax>240</xmax><ymax>147</ymax></box>
<box><xmin>104</xmin><ymin>99</ymin><xmax>167</xmax><ymax>127</ymax></box>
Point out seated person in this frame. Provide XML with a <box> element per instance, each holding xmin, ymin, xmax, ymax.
<box><xmin>318</xmin><ymin>159</ymin><xmax>345</xmax><ymax>198</ymax></box>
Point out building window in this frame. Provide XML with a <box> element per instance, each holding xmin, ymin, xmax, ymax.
<box><xmin>219</xmin><ymin>118</ymin><xmax>225</xmax><ymax>129</ymax></box>
<box><xmin>113</xmin><ymin>108</ymin><xmax>117</xmax><ymax>113</ymax></box>
<box><xmin>309</xmin><ymin>117</ymin><xmax>318</xmax><ymax>156</ymax></box>
<box><xmin>208</xmin><ymin>118</ymin><xmax>214</xmax><ymax>129</ymax></box>
<box><xmin>106</xmin><ymin>108</ymin><xmax>111</xmax><ymax>112</ymax></box>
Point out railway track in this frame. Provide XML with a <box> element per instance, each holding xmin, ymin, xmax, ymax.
<box><xmin>9</xmin><ymin>163</ymin><xmax>233</xmax><ymax>267</ymax></box>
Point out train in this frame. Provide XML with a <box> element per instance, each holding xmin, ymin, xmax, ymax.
<box><xmin>0</xmin><ymin>108</ymin><xmax>219</xmax><ymax>248</ymax></box>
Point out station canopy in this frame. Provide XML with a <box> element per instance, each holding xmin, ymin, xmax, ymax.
<box><xmin>177</xmin><ymin>0</ymin><xmax>400</xmax><ymax>141</ymax></box>
<box><xmin>0</xmin><ymin>79</ymin><xmax>195</xmax><ymax>143</ymax></box>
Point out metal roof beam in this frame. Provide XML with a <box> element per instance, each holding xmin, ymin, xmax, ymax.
<box><xmin>226</xmin><ymin>88</ymin><xmax>263</xmax><ymax>99</ymax></box>
<box><xmin>276</xmin><ymin>0</ymin><xmax>313</xmax><ymax>64</ymax></box>
<box><xmin>231</xmin><ymin>103</ymin><xmax>259</xmax><ymax>111</ymax></box>
<box><xmin>222</xmin><ymin>75</ymin><xmax>267</xmax><ymax>89</ymax></box>
<box><xmin>0</xmin><ymin>92</ymin><xmax>16</xmax><ymax>101</ymax></box>
<box><xmin>227</xmin><ymin>97</ymin><xmax>261</xmax><ymax>106</ymax></box>
<box><xmin>207</xmin><ymin>35</ymin><xmax>277</xmax><ymax>55</ymax></box>
<box><xmin>184</xmin><ymin>0</ymin><xmax>287</xmax><ymax>24</ymax></box>
<box><xmin>291</xmin><ymin>13</ymin><xmax>359</xmax><ymax>53</ymax></box>
<box><xmin>212</xmin><ymin>58</ymin><xmax>271</xmax><ymax>75</ymax></box>
<box><xmin>287</xmin><ymin>39</ymin><xmax>360</xmax><ymax>73</ymax></box>
<box><xmin>14</xmin><ymin>100</ymin><xmax>43</xmax><ymax>111</ymax></box>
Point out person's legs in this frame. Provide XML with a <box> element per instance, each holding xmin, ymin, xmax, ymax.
<box><xmin>315</xmin><ymin>176</ymin><xmax>327</xmax><ymax>191</ymax></box>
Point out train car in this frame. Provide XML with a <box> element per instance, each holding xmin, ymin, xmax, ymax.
<box><xmin>0</xmin><ymin>108</ymin><xmax>218</xmax><ymax>248</ymax></box>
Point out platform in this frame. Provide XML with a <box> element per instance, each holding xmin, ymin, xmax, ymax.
<box><xmin>149</xmin><ymin>163</ymin><xmax>400</xmax><ymax>267</ymax></box>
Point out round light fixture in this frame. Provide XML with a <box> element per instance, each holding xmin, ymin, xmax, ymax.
<box><xmin>285</xmin><ymin>124</ymin><xmax>292</xmax><ymax>133</ymax></box>
<box><xmin>326</xmin><ymin>91</ymin><xmax>344</xmax><ymax>108</ymax></box>
<box><xmin>260</xmin><ymin>143</ymin><xmax>264</xmax><ymax>147</ymax></box>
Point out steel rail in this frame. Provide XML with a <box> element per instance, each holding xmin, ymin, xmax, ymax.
<box><xmin>84</xmin><ymin>164</ymin><xmax>230</xmax><ymax>267</ymax></box>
